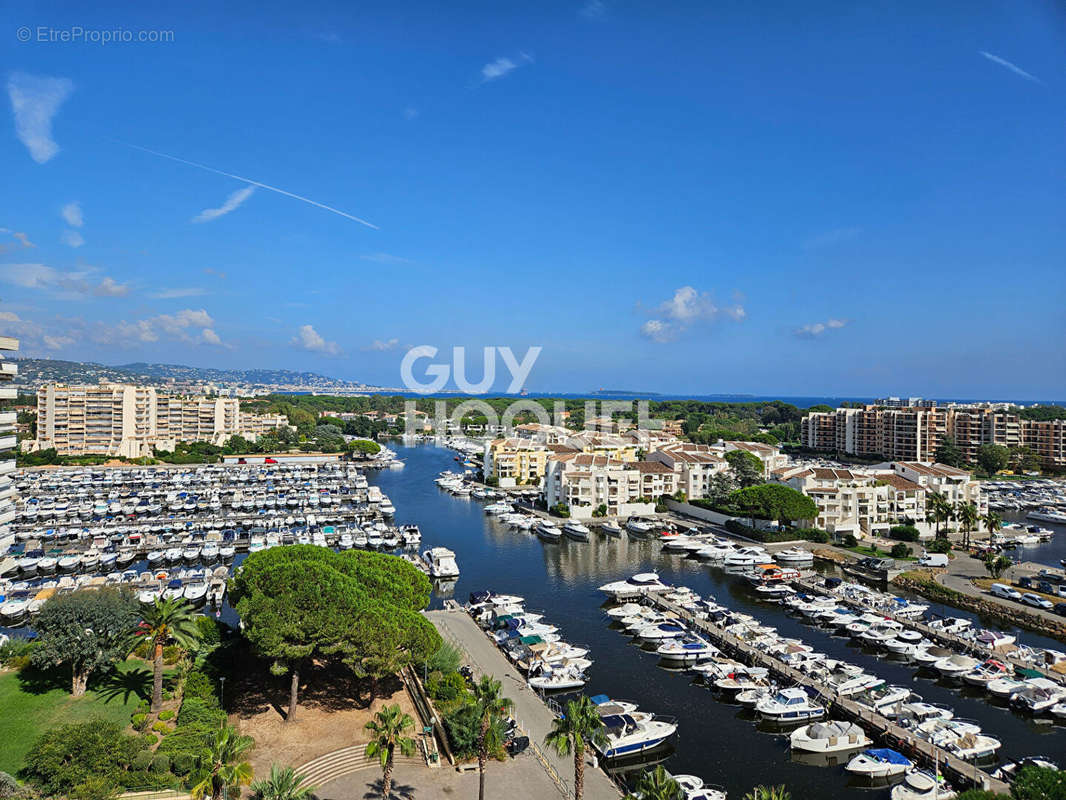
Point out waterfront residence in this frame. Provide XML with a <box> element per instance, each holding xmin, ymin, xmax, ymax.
<box><xmin>649</xmin><ymin>442</ymin><xmax>728</xmax><ymax>499</ymax></box>
<box><xmin>27</xmin><ymin>382</ymin><xmax>289</xmax><ymax>458</ymax></box>
<box><xmin>543</xmin><ymin>453</ymin><xmax>666</xmax><ymax>518</ymax></box>
<box><xmin>0</xmin><ymin>334</ymin><xmax>17</xmax><ymax>550</ymax></box>
<box><xmin>721</xmin><ymin>440</ymin><xmax>789</xmax><ymax>477</ymax></box>
<box><xmin>483</xmin><ymin>437</ymin><xmax>550</xmax><ymax>487</ymax></box>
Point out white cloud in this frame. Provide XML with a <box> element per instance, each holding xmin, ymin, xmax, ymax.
<box><xmin>6</xmin><ymin>72</ymin><xmax>74</xmax><ymax>163</ymax></box>
<box><xmin>794</xmin><ymin>318</ymin><xmax>849</xmax><ymax>339</ymax></box>
<box><xmin>480</xmin><ymin>53</ymin><xmax>533</xmax><ymax>83</ymax></box>
<box><xmin>640</xmin><ymin>286</ymin><xmax>745</xmax><ymax>343</ymax></box>
<box><xmin>979</xmin><ymin>51</ymin><xmax>1041</xmax><ymax>84</ymax></box>
<box><xmin>155</xmin><ymin>308</ymin><xmax>213</xmax><ymax>336</ymax></box>
<box><xmin>93</xmin><ymin>277</ymin><xmax>130</xmax><ymax>297</ymax></box>
<box><xmin>363</xmin><ymin>338</ymin><xmax>400</xmax><ymax>352</ymax></box>
<box><xmin>0</xmin><ymin>228</ymin><xmax>35</xmax><ymax>249</ymax></box>
<box><xmin>0</xmin><ymin>311</ymin><xmax>20</xmax><ymax>322</ymax></box>
<box><xmin>191</xmin><ymin>185</ymin><xmax>255</xmax><ymax>223</ymax></box>
<box><xmin>61</xmin><ymin>229</ymin><xmax>84</xmax><ymax>248</ymax></box>
<box><xmin>639</xmin><ymin>319</ymin><xmax>674</xmax><ymax>343</ymax></box>
<box><xmin>203</xmin><ymin>267</ymin><xmax>227</xmax><ymax>279</ymax></box>
<box><xmin>291</xmin><ymin>324</ymin><xmax>340</xmax><ymax>355</ymax></box>
<box><xmin>150</xmin><ymin>287</ymin><xmax>207</xmax><ymax>299</ymax></box>
<box><xmin>43</xmin><ymin>334</ymin><xmax>74</xmax><ymax>349</ymax></box>
<box><xmin>200</xmin><ymin>328</ymin><xmax>223</xmax><ymax>346</ymax></box>
<box><xmin>61</xmin><ymin>202</ymin><xmax>83</xmax><ymax>227</ymax></box>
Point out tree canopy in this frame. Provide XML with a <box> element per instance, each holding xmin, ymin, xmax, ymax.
<box><xmin>729</xmin><ymin>484</ymin><xmax>818</xmax><ymax>526</ymax></box>
<box><xmin>935</xmin><ymin>436</ymin><xmax>964</xmax><ymax>467</ymax></box>
<box><xmin>229</xmin><ymin>546</ymin><xmax>439</xmax><ymax>719</ymax></box>
<box><xmin>22</xmin><ymin>719</ymin><xmax>144</xmax><ymax>796</ymax></box>
<box><xmin>31</xmin><ymin>587</ymin><xmax>141</xmax><ymax>696</ymax></box>
<box><xmin>977</xmin><ymin>444</ymin><xmax>1011</xmax><ymax>475</ymax></box>
<box><xmin>725</xmin><ymin>450</ymin><xmax>764</xmax><ymax>489</ymax></box>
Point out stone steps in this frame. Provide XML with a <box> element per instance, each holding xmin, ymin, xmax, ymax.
<box><xmin>297</xmin><ymin>745</ymin><xmax>422</xmax><ymax>788</ymax></box>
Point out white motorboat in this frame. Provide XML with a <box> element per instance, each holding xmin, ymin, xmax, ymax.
<box><xmin>987</xmin><ymin>676</ymin><xmax>1029</xmax><ymax>699</ymax></box>
<box><xmin>755</xmin><ymin>687</ymin><xmax>825</xmax><ymax>722</ymax></box>
<box><xmin>961</xmin><ymin>659</ymin><xmax>1012</xmax><ymax>688</ymax></box>
<box><xmin>933</xmin><ymin>654</ymin><xmax>980</xmax><ymax>680</ymax></box>
<box><xmin>594</xmin><ymin>712</ymin><xmax>677</xmax><ymax>758</ymax></box>
<box><xmin>183</xmin><ymin>581</ymin><xmax>209</xmax><ymax>605</ymax></box>
<box><xmin>845</xmin><ymin>748</ymin><xmax>912</xmax><ymax>779</ymax></box>
<box><xmin>219</xmin><ymin>545</ymin><xmax>236</xmax><ymax>561</ymax></box>
<box><xmin>0</xmin><ymin>597</ymin><xmax>30</xmax><ymax>624</ymax></box>
<box><xmin>625</xmin><ymin>519</ymin><xmax>655</xmax><ymax>536</ymax></box>
<box><xmin>146</xmin><ymin>550</ymin><xmax>164</xmax><ymax>564</ymax></box>
<box><xmin>201</xmin><ymin>544</ymin><xmax>220</xmax><ymax>563</ymax></box>
<box><xmin>599</xmin><ymin>521</ymin><xmax>623</xmax><ymax>536</ymax></box>
<box><xmin>528</xmin><ymin>664</ymin><xmax>586</xmax><ymax>691</ymax></box>
<box><xmin>535</xmin><ymin>522</ymin><xmax>563</xmax><ymax>542</ymax></box>
<box><xmin>790</xmin><ymin>720</ymin><xmax>870</xmax><ymax>753</ymax></box>
<box><xmin>891</xmin><ymin>770</ymin><xmax>957</xmax><ymax>800</ymax></box>
<box><xmin>164</xmin><ymin>547</ymin><xmax>183</xmax><ymax>563</ymax></box>
<box><xmin>723</xmin><ymin>546</ymin><xmax>770</xmax><ymax>568</ymax></box>
<box><xmin>856</xmin><ymin>685</ymin><xmax>912</xmax><ymax>716</ymax></box>
<box><xmin>656</xmin><ymin>635</ymin><xmax>717</xmax><ymax>664</ymax></box>
<box><xmin>562</xmin><ymin>522</ymin><xmax>591</xmax><ymax>541</ymax></box>
<box><xmin>774</xmin><ymin>547</ymin><xmax>814</xmax><ymax>565</ymax></box>
<box><xmin>37</xmin><ymin>556</ymin><xmax>58</xmax><ymax>574</ymax></box>
<box><xmin>422</xmin><ymin>547</ymin><xmax>460</xmax><ymax>578</ymax></box>
<box><xmin>1010</xmin><ymin>679</ymin><xmax>1066</xmax><ymax>714</ymax></box>
<box><xmin>598</xmin><ymin>573</ymin><xmax>670</xmax><ymax>600</ymax></box>
<box><xmin>636</xmin><ymin>621</ymin><xmax>688</xmax><ymax>643</ymax></box>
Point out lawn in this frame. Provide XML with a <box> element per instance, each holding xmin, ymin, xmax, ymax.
<box><xmin>846</xmin><ymin>544</ymin><xmax>918</xmax><ymax>561</ymax></box>
<box><xmin>0</xmin><ymin>658</ymin><xmax>155</xmax><ymax>776</ymax></box>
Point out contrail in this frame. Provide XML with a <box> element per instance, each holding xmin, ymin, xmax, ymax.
<box><xmin>118</xmin><ymin>141</ymin><xmax>379</xmax><ymax>229</ymax></box>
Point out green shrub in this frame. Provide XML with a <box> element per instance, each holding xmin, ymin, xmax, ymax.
<box><xmin>890</xmin><ymin>543</ymin><xmax>912</xmax><ymax>559</ymax></box>
<box><xmin>21</xmin><ymin>719</ymin><xmax>143</xmax><ymax>796</ymax></box>
<box><xmin>0</xmin><ymin>637</ymin><xmax>37</xmax><ymax>670</ymax></box>
<box><xmin>132</xmin><ymin>640</ymin><xmax>152</xmax><ymax>660</ymax></box>
<box><xmin>426</xmin><ymin>671</ymin><xmax>468</xmax><ymax>703</ymax></box>
<box><xmin>928</xmin><ymin>538</ymin><xmax>953</xmax><ymax>554</ymax></box>
<box><xmin>195</xmin><ymin>616</ymin><xmax>223</xmax><ymax>646</ymax></box>
<box><xmin>176</xmin><ymin>697</ymin><xmax>225</xmax><ymax>729</ymax></box>
<box><xmin>842</xmin><ymin>533</ymin><xmax>858</xmax><ymax>548</ymax></box>
<box><xmin>151</xmin><ymin>721</ymin><xmax>170</xmax><ymax>734</ymax></box>
<box><xmin>423</xmin><ymin>642</ymin><xmax>462</xmax><ymax>675</ymax></box>
<box><xmin>139</xmin><ymin>732</ymin><xmax>158</xmax><ymax>748</ymax></box>
<box><xmin>889</xmin><ymin>524</ymin><xmax>920</xmax><ymax>542</ymax></box>
<box><xmin>182</xmin><ymin>670</ymin><xmax>217</xmax><ymax>704</ymax></box>
<box><xmin>158</xmin><ymin>710</ymin><xmax>175</xmax><ymax>722</ymax></box>
<box><xmin>442</xmin><ymin>704</ymin><xmax>481</xmax><ymax>759</ymax></box>
<box><xmin>71</xmin><ymin>775</ymin><xmax>119</xmax><ymax>800</ymax></box>
<box><xmin>171</xmin><ymin>752</ymin><xmax>195</xmax><ymax>777</ymax></box>
<box><xmin>161</xmin><ymin>645</ymin><xmax>182</xmax><ymax>665</ymax></box>
<box><xmin>132</xmin><ymin>750</ymin><xmax>154</xmax><ymax>771</ymax></box>
<box><xmin>149</xmin><ymin>753</ymin><xmax>170</xmax><ymax>774</ymax></box>
<box><xmin>0</xmin><ymin>772</ymin><xmax>21</xmax><ymax>800</ymax></box>
<box><xmin>135</xmin><ymin>699</ymin><xmax>150</xmax><ymax>715</ymax></box>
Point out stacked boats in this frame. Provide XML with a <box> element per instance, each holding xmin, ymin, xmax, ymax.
<box><xmin>470</xmin><ymin>590</ymin><xmax>591</xmax><ymax>692</ymax></box>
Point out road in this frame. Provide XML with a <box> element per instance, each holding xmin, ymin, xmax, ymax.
<box><xmin>425</xmin><ymin>608</ymin><xmax>623</xmax><ymax>800</ymax></box>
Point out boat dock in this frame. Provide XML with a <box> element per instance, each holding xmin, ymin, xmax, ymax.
<box><xmin>792</xmin><ymin>575</ymin><xmax>1066</xmax><ymax>688</ymax></box>
<box><xmin>426</xmin><ymin>606</ymin><xmax>622</xmax><ymax>800</ymax></box>
<box><xmin>646</xmin><ymin>594</ymin><xmax>1013</xmax><ymax>794</ymax></box>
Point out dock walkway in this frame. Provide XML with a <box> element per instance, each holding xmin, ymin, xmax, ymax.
<box><xmin>425</xmin><ymin>608</ymin><xmax>622</xmax><ymax>800</ymax></box>
<box><xmin>648</xmin><ymin>595</ymin><xmax>1011</xmax><ymax>794</ymax></box>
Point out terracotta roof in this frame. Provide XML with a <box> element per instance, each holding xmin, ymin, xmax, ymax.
<box><xmin>812</xmin><ymin>468</ymin><xmax>855</xmax><ymax>480</ymax></box>
<box><xmin>878</xmin><ymin>474</ymin><xmax>923</xmax><ymax>491</ymax></box>
<box><xmin>634</xmin><ymin>461</ymin><xmax>675</xmax><ymax>474</ymax></box>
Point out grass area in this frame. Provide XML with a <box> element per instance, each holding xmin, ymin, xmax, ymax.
<box><xmin>0</xmin><ymin>658</ymin><xmax>156</xmax><ymax>776</ymax></box>
<box><xmin>973</xmin><ymin>577</ymin><xmax>1064</xmax><ymax>606</ymax></box>
<box><xmin>846</xmin><ymin>544</ymin><xmax>917</xmax><ymax>561</ymax></box>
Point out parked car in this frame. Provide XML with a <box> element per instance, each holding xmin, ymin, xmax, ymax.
<box><xmin>1055</xmin><ymin>603</ymin><xmax>1066</xmax><ymax>617</ymax></box>
<box><xmin>1017</xmin><ymin>576</ymin><xmax>1034</xmax><ymax>589</ymax></box>
<box><xmin>1021</xmin><ymin>593</ymin><xmax>1053</xmax><ymax>610</ymax></box>
<box><xmin>918</xmin><ymin>553</ymin><xmax>949</xmax><ymax>568</ymax></box>
<box><xmin>990</xmin><ymin>583</ymin><xmax>1022</xmax><ymax>601</ymax></box>
<box><xmin>1038</xmin><ymin>581</ymin><xmax>1056</xmax><ymax>595</ymax></box>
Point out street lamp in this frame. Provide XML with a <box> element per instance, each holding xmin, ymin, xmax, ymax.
<box><xmin>219</xmin><ymin>676</ymin><xmax>226</xmax><ymax>709</ymax></box>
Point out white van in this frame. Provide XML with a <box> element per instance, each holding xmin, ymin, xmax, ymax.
<box><xmin>918</xmin><ymin>553</ymin><xmax>949</xmax><ymax>568</ymax></box>
<box><xmin>990</xmin><ymin>583</ymin><xmax>1021</xmax><ymax>601</ymax></box>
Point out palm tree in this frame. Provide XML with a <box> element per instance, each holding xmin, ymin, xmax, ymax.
<box><xmin>743</xmin><ymin>786</ymin><xmax>792</xmax><ymax>800</ymax></box>
<box><xmin>983</xmin><ymin>511</ymin><xmax>1002</xmax><ymax>546</ymax></box>
<box><xmin>250</xmin><ymin>764</ymin><xmax>315</xmax><ymax>800</ymax></box>
<box><xmin>928</xmin><ymin>492</ymin><xmax>953</xmax><ymax>539</ymax></box>
<box><xmin>624</xmin><ymin>766</ymin><xmax>683</xmax><ymax>800</ymax></box>
<box><xmin>544</xmin><ymin>695</ymin><xmax>609</xmax><ymax>800</ymax></box>
<box><xmin>190</xmin><ymin>724</ymin><xmax>255</xmax><ymax>800</ymax></box>
<box><xmin>957</xmin><ymin>501</ymin><xmax>979</xmax><ymax>550</ymax></box>
<box><xmin>134</xmin><ymin>596</ymin><xmax>201</xmax><ymax>711</ymax></box>
<box><xmin>472</xmin><ymin>676</ymin><xmax>515</xmax><ymax>800</ymax></box>
<box><xmin>365</xmin><ymin>704</ymin><xmax>416</xmax><ymax>800</ymax></box>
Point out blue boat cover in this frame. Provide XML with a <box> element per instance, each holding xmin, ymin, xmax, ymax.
<box><xmin>865</xmin><ymin>749</ymin><xmax>910</xmax><ymax>765</ymax></box>
<box><xmin>590</xmin><ymin>694</ymin><xmax>610</xmax><ymax>705</ymax></box>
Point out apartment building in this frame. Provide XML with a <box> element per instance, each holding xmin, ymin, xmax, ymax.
<box><xmin>543</xmin><ymin>453</ymin><xmax>667</xmax><ymax>519</ymax></box>
<box><xmin>649</xmin><ymin>442</ymin><xmax>728</xmax><ymax>498</ymax></box>
<box><xmin>801</xmin><ymin>403</ymin><xmax>1066</xmax><ymax>468</ymax></box>
<box><xmin>30</xmin><ymin>383</ymin><xmax>289</xmax><ymax>458</ymax></box>
<box><xmin>892</xmin><ymin>461</ymin><xmax>987</xmax><ymax>512</ymax></box>
<box><xmin>0</xmin><ymin>335</ymin><xmax>18</xmax><ymax>549</ymax></box>
<box><xmin>483</xmin><ymin>437</ymin><xmax>550</xmax><ymax>487</ymax></box>
<box><xmin>722</xmin><ymin>440</ymin><xmax>789</xmax><ymax>477</ymax></box>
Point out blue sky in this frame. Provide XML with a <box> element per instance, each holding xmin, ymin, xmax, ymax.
<box><xmin>1</xmin><ymin>0</ymin><xmax>1064</xmax><ymax>398</ymax></box>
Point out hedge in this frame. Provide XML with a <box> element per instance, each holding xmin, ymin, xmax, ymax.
<box><xmin>723</xmin><ymin>518</ymin><xmax>829</xmax><ymax>544</ymax></box>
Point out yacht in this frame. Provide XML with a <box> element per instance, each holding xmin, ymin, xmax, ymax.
<box><xmin>961</xmin><ymin>659</ymin><xmax>1011</xmax><ymax>689</ymax></box>
<box><xmin>600</xmin><ymin>521</ymin><xmax>623</xmax><ymax>536</ymax></box>
<box><xmin>891</xmin><ymin>770</ymin><xmax>957</xmax><ymax>800</ymax></box>
<box><xmin>528</xmin><ymin>663</ymin><xmax>586</xmax><ymax>691</ymax></box>
<box><xmin>598</xmin><ymin>573</ymin><xmax>670</xmax><ymax>601</ymax></box>
<box><xmin>535</xmin><ymin>522</ymin><xmax>563</xmax><ymax>542</ymax></box>
<box><xmin>656</xmin><ymin>635</ymin><xmax>717</xmax><ymax>664</ymax></box>
<box><xmin>774</xmin><ymin>547</ymin><xmax>814</xmax><ymax>565</ymax></box>
<box><xmin>845</xmin><ymin>749</ymin><xmax>912</xmax><ymax>779</ymax></box>
<box><xmin>562</xmin><ymin>521</ymin><xmax>591</xmax><ymax>541</ymax></box>
<box><xmin>790</xmin><ymin>720</ymin><xmax>870</xmax><ymax>753</ymax></box>
<box><xmin>723</xmin><ymin>547</ymin><xmax>770</xmax><ymax>568</ymax></box>
<box><xmin>422</xmin><ymin>547</ymin><xmax>460</xmax><ymax>578</ymax></box>
<box><xmin>1010</xmin><ymin>679</ymin><xmax>1066</xmax><ymax>714</ymax></box>
<box><xmin>933</xmin><ymin>654</ymin><xmax>980</xmax><ymax>680</ymax></box>
<box><xmin>755</xmin><ymin>688</ymin><xmax>825</xmax><ymax>722</ymax></box>
<box><xmin>594</xmin><ymin>712</ymin><xmax>677</xmax><ymax>758</ymax></box>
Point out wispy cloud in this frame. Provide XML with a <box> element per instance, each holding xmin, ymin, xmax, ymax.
<box><xmin>403</xmin><ymin>106</ymin><xmax>419</xmax><ymax>120</ymax></box>
<box><xmin>579</xmin><ymin>0</ymin><xmax>606</xmax><ymax>19</ymax></box>
<box><xmin>0</xmin><ymin>263</ymin><xmax>128</xmax><ymax>299</ymax></box>
<box><xmin>362</xmin><ymin>338</ymin><xmax>399</xmax><ymax>352</ymax></box>
<box><xmin>200</xmin><ymin>328</ymin><xmax>224</xmax><ymax>346</ymax></box>
<box><xmin>794</xmin><ymin>318</ymin><xmax>848</xmax><ymax>339</ymax></box>
<box><xmin>291</xmin><ymin>324</ymin><xmax>340</xmax><ymax>355</ymax></box>
<box><xmin>192</xmin><ymin>185</ymin><xmax>255</xmax><ymax>223</ymax></box>
<box><xmin>61</xmin><ymin>229</ymin><xmax>84</xmax><ymax>248</ymax></box>
<box><xmin>640</xmin><ymin>286</ymin><xmax>745</xmax><ymax>343</ymax></box>
<box><xmin>61</xmin><ymin>202</ymin><xmax>83</xmax><ymax>227</ymax></box>
<box><xmin>979</xmin><ymin>51</ymin><xmax>1041</xmax><ymax>84</ymax></box>
<box><xmin>10</xmin><ymin>308</ymin><xmax>222</xmax><ymax>353</ymax></box>
<box><xmin>6</xmin><ymin>72</ymin><xmax>74</xmax><ymax>163</ymax></box>
<box><xmin>360</xmin><ymin>252</ymin><xmax>413</xmax><ymax>264</ymax></box>
<box><xmin>203</xmin><ymin>267</ymin><xmax>227</xmax><ymax>279</ymax></box>
<box><xmin>803</xmin><ymin>226</ymin><xmax>861</xmax><ymax>250</ymax></box>
<box><xmin>150</xmin><ymin>287</ymin><xmax>208</xmax><ymax>299</ymax></box>
<box><xmin>480</xmin><ymin>53</ymin><xmax>533</xmax><ymax>83</ymax></box>
<box><xmin>0</xmin><ymin>227</ymin><xmax>35</xmax><ymax>249</ymax></box>
<box><xmin>122</xmin><ymin>142</ymin><xmax>379</xmax><ymax>229</ymax></box>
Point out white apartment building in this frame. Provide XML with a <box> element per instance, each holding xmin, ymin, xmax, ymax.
<box><xmin>892</xmin><ymin>461</ymin><xmax>987</xmax><ymax>513</ymax></box>
<box><xmin>649</xmin><ymin>442</ymin><xmax>728</xmax><ymax>499</ymax></box>
<box><xmin>543</xmin><ymin>453</ymin><xmax>666</xmax><ymax>519</ymax></box>
<box><xmin>721</xmin><ymin>441</ymin><xmax>789</xmax><ymax>477</ymax></box>
<box><xmin>0</xmin><ymin>335</ymin><xmax>18</xmax><ymax>550</ymax></box>
<box><xmin>30</xmin><ymin>383</ymin><xmax>289</xmax><ymax>458</ymax></box>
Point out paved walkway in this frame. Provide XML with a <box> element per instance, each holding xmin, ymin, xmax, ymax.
<box><xmin>937</xmin><ymin>552</ymin><xmax>1066</xmax><ymax>627</ymax></box>
<box><xmin>425</xmin><ymin>609</ymin><xmax>622</xmax><ymax>800</ymax></box>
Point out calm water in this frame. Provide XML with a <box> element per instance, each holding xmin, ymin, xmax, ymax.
<box><xmin>1000</xmin><ymin>511</ymin><xmax>1066</xmax><ymax>570</ymax></box>
<box><xmin>370</xmin><ymin>443</ymin><xmax>1066</xmax><ymax>798</ymax></box>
